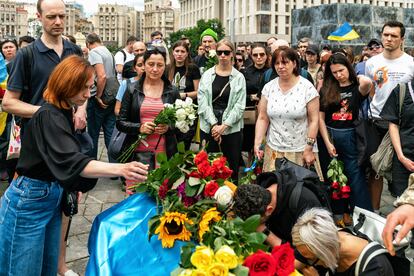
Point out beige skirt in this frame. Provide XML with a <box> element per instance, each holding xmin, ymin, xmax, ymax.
<box><xmin>263</xmin><ymin>145</ymin><xmax>324</xmax><ymax>181</ymax></box>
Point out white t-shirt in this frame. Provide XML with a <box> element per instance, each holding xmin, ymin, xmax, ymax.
<box><xmin>365</xmin><ymin>52</ymin><xmax>414</xmax><ymax>119</ymax></box>
<box><xmin>114</xmin><ymin>48</ymin><xmax>135</xmax><ymax>65</ymax></box>
<box><xmin>262</xmin><ymin>76</ymin><xmax>319</xmax><ymax>152</ymax></box>
<box><xmin>114</xmin><ymin>48</ymin><xmax>135</xmax><ymax>82</ymax></box>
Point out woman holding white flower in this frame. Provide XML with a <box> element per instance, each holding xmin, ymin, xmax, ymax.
<box><xmin>168</xmin><ymin>41</ymin><xmax>201</xmax><ymax>149</ymax></box>
<box><xmin>198</xmin><ymin>39</ymin><xmax>246</xmax><ymax>182</ymax></box>
<box><xmin>117</xmin><ymin>47</ymin><xmax>180</xmax><ymax>192</ymax></box>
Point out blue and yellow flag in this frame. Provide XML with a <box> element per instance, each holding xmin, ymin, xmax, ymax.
<box><xmin>328</xmin><ymin>22</ymin><xmax>360</xmax><ymax>41</ymax></box>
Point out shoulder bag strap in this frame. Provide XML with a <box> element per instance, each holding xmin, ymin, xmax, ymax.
<box><xmin>398</xmin><ymin>83</ymin><xmax>406</xmax><ymax>125</ymax></box>
<box><xmin>212</xmin><ymin>81</ymin><xmax>230</xmax><ymax>103</ymax></box>
<box><xmin>355</xmin><ymin>242</ymin><xmax>388</xmax><ymax>276</ymax></box>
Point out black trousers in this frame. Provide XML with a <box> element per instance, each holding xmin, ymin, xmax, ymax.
<box><xmin>200</xmin><ymin>130</ymin><xmax>242</xmax><ymax>183</ymax></box>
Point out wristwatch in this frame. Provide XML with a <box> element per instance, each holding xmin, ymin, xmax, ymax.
<box><xmin>262</xmin><ymin>226</ymin><xmax>271</xmax><ymax>236</ymax></box>
<box><xmin>306</xmin><ymin>137</ymin><xmax>316</xmax><ymax>147</ymax></box>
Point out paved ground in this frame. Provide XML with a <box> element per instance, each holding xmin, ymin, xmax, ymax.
<box><xmin>0</xmin><ymin>137</ymin><xmax>398</xmax><ymax>276</ymax></box>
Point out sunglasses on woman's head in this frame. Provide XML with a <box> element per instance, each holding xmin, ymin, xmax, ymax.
<box><xmin>217</xmin><ymin>50</ymin><xmax>232</xmax><ymax>56</ymax></box>
<box><xmin>146</xmin><ymin>45</ymin><xmax>167</xmax><ymax>54</ymax></box>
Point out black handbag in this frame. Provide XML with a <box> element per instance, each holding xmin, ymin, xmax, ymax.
<box><xmin>61</xmin><ymin>191</ymin><xmax>78</xmax><ymax>217</ymax></box>
<box><xmin>354</xmin><ymin>117</ymin><xmax>380</xmax><ymax>167</ymax></box>
<box><xmin>133</xmin><ymin>151</ymin><xmax>156</xmax><ymax>171</ymax></box>
<box><xmin>108</xmin><ymin>127</ymin><xmax>127</xmax><ymax>161</ymax></box>
<box><xmin>101</xmin><ymin>76</ymin><xmax>120</xmax><ymax>105</ymax></box>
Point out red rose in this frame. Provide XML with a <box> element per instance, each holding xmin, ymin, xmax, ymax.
<box><xmin>332</xmin><ymin>192</ymin><xmax>341</xmax><ymax>200</ymax></box>
<box><xmin>211</xmin><ymin>156</ymin><xmax>233</xmax><ymax>179</ymax></box>
<box><xmin>254</xmin><ymin>166</ymin><xmax>263</xmax><ymax>175</ymax></box>
<box><xmin>194</xmin><ymin>150</ymin><xmax>208</xmax><ymax>165</ymax></box>
<box><xmin>188</xmin><ymin>171</ymin><xmax>201</xmax><ymax>178</ymax></box>
<box><xmin>158</xmin><ymin>179</ymin><xmax>169</xmax><ymax>200</ymax></box>
<box><xmin>331</xmin><ymin>181</ymin><xmax>339</xmax><ymax>189</ymax></box>
<box><xmin>271</xmin><ymin>243</ymin><xmax>295</xmax><ymax>276</ymax></box>
<box><xmin>340</xmin><ymin>185</ymin><xmax>351</xmax><ymax>194</ymax></box>
<box><xmin>243</xmin><ymin>250</ymin><xmax>277</xmax><ymax>276</ymax></box>
<box><xmin>197</xmin><ymin>160</ymin><xmax>212</xmax><ymax>178</ymax></box>
<box><xmin>204</xmin><ymin>181</ymin><xmax>219</xmax><ymax>197</ymax></box>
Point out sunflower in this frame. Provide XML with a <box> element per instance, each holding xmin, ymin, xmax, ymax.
<box><xmin>155</xmin><ymin>211</ymin><xmax>193</xmax><ymax>248</ymax></box>
<box><xmin>198</xmin><ymin>207</ymin><xmax>222</xmax><ymax>242</ymax></box>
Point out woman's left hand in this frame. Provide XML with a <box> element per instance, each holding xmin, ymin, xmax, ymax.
<box><xmin>212</xmin><ymin>124</ymin><xmax>227</xmax><ymax>136</ymax></box>
<box><xmin>154</xmin><ymin>124</ymin><xmax>169</xmax><ymax>135</ymax></box>
<box><xmin>303</xmin><ymin>147</ymin><xmax>316</xmax><ymax>167</ymax></box>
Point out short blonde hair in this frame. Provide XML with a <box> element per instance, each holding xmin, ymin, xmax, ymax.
<box><xmin>291</xmin><ymin>208</ymin><xmax>340</xmax><ymax>271</ymax></box>
<box><xmin>216</xmin><ymin>39</ymin><xmax>235</xmax><ymax>53</ymax></box>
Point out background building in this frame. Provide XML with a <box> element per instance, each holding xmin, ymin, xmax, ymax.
<box><xmin>92</xmin><ymin>3</ymin><xmax>143</xmax><ymax>47</ymax></box>
<box><xmin>144</xmin><ymin>0</ymin><xmax>177</xmax><ymax>42</ymax></box>
<box><xmin>65</xmin><ymin>2</ymin><xmax>82</xmax><ymax>36</ymax></box>
<box><xmin>0</xmin><ymin>0</ymin><xmax>29</xmax><ymax>39</ymax></box>
<box><xmin>178</xmin><ymin>0</ymin><xmax>414</xmax><ymax>44</ymax></box>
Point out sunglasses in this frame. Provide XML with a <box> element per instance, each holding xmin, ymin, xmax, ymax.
<box><xmin>217</xmin><ymin>50</ymin><xmax>232</xmax><ymax>56</ymax></box>
<box><xmin>146</xmin><ymin>45</ymin><xmax>167</xmax><ymax>54</ymax></box>
<box><xmin>253</xmin><ymin>53</ymin><xmax>266</xmax><ymax>58</ymax></box>
<box><xmin>368</xmin><ymin>45</ymin><xmax>382</xmax><ymax>51</ymax></box>
<box><xmin>236</xmin><ymin>59</ymin><xmax>243</xmax><ymax>62</ymax></box>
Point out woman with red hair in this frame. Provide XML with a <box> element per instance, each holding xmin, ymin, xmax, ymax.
<box><xmin>0</xmin><ymin>55</ymin><xmax>148</xmax><ymax>275</ymax></box>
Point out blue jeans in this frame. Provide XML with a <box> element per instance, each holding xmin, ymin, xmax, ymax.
<box><xmin>328</xmin><ymin>127</ymin><xmax>373</xmax><ymax>211</ymax></box>
<box><xmin>87</xmin><ymin>97</ymin><xmax>116</xmax><ymax>159</ymax></box>
<box><xmin>0</xmin><ymin>176</ymin><xmax>63</xmax><ymax>276</ymax></box>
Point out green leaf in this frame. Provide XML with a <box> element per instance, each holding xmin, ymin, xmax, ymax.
<box><xmin>243</xmin><ymin>214</ymin><xmax>261</xmax><ymax>233</ymax></box>
<box><xmin>185</xmin><ymin>184</ymin><xmax>199</xmax><ymax>197</ymax></box>
<box><xmin>180</xmin><ymin>243</ymin><xmax>195</xmax><ymax>269</ymax></box>
<box><xmin>177</xmin><ymin>142</ymin><xmax>185</xmax><ymax>153</ymax></box>
<box><xmin>214</xmin><ymin>237</ymin><xmax>225</xmax><ymax>250</ymax></box>
<box><xmin>233</xmin><ymin>265</ymin><xmax>249</xmax><ymax>276</ymax></box>
<box><xmin>327</xmin><ymin>169</ymin><xmax>334</xmax><ymax>178</ymax></box>
<box><xmin>232</xmin><ymin>217</ymin><xmax>244</xmax><ymax>226</ymax></box>
<box><xmin>134</xmin><ymin>184</ymin><xmax>148</xmax><ymax>194</ymax></box>
<box><xmin>171</xmin><ymin>175</ymin><xmax>185</xmax><ymax>190</ymax></box>
<box><xmin>156</xmin><ymin>152</ymin><xmax>168</xmax><ymax>164</ymax></box>
<box><xmin>188</xmin><ymin>177</ymin><xmax>201</xmax><ymax>186</ymax></box>
<box><xmin>213</xmin><ymin>225</ymin><xmax>227</xmax><ymax>236</ymax></box>
<box><xmin>246</xmin><ymin>232</ymin><xmax>267</xmax><ymax>244</ymax></box>
<box><xmin>196</xmin><ymin>182</ymin><xmax>206</xmax><ymax>196</ymax></box>
<box><xmin>148</xmin><ymin>215</ymin><xmax>161</xmax><ymax>237</ymax></box>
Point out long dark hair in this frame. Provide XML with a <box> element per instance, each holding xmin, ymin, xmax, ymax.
<box><xmin>168</xmin><ymin>41</ymin><xmax>192</xmax><ymax>82</ymax></box>
<box><xmin>321</xmin><ymin>52</ymin><xmax>358</xmax><ymax>108</ymax></box>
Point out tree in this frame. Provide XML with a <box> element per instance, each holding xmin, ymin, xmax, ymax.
<box><xmin>168</xmin><ymin>18</ymin><xmax>225</xmax><ymax>55</ymax></box>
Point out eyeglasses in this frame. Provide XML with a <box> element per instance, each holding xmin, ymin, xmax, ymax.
<box><xmin>253</xmin><ymin>53</ymin><xmax>266</xmax><ymax>58</ymax></box>
<box><xmin>236</xmin><ymin>59</ymin><xmax>243</xmax><ymax>62</ymax></box>
<box><xmin>217</xmin><ymin>50</ymin><xmax>232</xmax><ymax>56</ymax></box>
<box><xmin>368</xmin><ymin>45</ymin><xmax>382</xmax><ymax>51</ymax></box>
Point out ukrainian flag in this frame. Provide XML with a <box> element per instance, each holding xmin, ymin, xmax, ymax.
<box><xmin>328</xmin><ymin>22</ymin><xmax>360</xmax><ymax>41</ymax></box>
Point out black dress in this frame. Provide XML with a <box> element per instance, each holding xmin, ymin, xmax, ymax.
<box><xmin>242</xmin><ymin>65</ymin><xmax>268</xmax><ymax>152</ymax></box>
<box><xmin>380</xmin><ymin>82</ymin><xmax>414</xmax><ymax>196</ymax></box>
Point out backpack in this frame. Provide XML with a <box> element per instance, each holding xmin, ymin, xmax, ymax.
<box><xmin>122</xmin><ymin>60</ymin><xmax>137</xmax><ymax>79</ymax></box>
<box><xmin>275</xmin><ymin>158</ymin><xmax>332</xmax><ymax>213</ymax></box>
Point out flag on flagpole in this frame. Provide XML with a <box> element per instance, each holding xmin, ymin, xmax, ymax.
<box><xmin>328</xmin><ymin>22</ymin><xmax>360</xmax><ymax>41</ymax></box>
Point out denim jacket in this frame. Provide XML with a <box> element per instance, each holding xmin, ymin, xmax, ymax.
<box><xmin>116</xmin><ymin>74</ymin><xmax>180</xmax><ymax>158</ymax></box>
<box><xmin>198</xmin><ymin>66</ymin><xmax>246</xmax><ymax>135</ymax></box>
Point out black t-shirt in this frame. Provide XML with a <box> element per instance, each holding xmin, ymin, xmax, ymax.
<box><xmin>381</xmin><ymin>82</ymin><xmax>414</xmax><ymax>159</ymax></box>
<box><xmin>332</xmin><ymin>254</ymin><xmax>393</xmax><ymax>276</ymax></box>
<box><xmin>16</xmin><ymin>103</ymin><xmax>97</xmax><ymax>192</ymax></box>
<box><xmin>212</xmin><ymin>75</ymin><xmax>230</xmax><ymax>110</ymax></box>
<box><xmin>243</xmin><ymin>64</ymin><xmax>268</xmax><ymax>107</ymax></box>
<box><xmin>267</xmin><ymin>186</ymin><xmax>321</xmax><ymax>243</ymax></box>
<box><xmin>194</xmin><ymin>55</ymin><xmax>208</xmax><ymax>70</ymax></box>
<box><xmin>320</xmin><ymin>83</ymin><xmax>365</xmax><ymax>129</ymax></box>
<box><xmin>172</xmin><ymin>64</ymin><xmax>201</xmax><ymax>93</ymax></box>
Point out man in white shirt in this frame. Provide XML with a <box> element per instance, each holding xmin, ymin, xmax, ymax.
<box><xmin>365</xmin><ymin>21</ymin><xmax>414</xmax><ymax>211</ymax></box>
<box><xmin>114</xmin><ymin>36</ymin><xmax>137</xmax><ymax>82</ymax></box>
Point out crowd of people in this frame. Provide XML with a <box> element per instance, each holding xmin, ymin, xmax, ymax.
<box><xmin>0</xmin><ymin>0</ymin><xmax>413</xmax><ymax>275</ymax></box>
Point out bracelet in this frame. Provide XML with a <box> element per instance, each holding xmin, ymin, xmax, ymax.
<box><xmin>262</xmin><ymin>226</ymin><xmax>271</xmax><ymax>236</ymax></box>
<box><xmin>306</xmin><ymin>137</ymin><xmax>316</xmax><ymax>146</ymax></box>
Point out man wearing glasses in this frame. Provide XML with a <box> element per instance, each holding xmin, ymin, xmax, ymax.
<box><xmin>355</xmin><ymin>38</ymin><xmax>383</xmax><ymax>75</ymax></box>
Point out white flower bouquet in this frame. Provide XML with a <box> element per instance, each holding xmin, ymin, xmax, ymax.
<box><xmin>118</xmin><ymin>98</ymin><xmax>197</xmax><ymax>163</ymax></box>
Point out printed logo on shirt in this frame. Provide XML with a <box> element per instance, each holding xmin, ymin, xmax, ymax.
<box><xmin>332</xmin><ymin>98</ymin><xmax>352</xmax><ymax>121</ymax></box>
<box><xmin>373</xmin><ymin>66</ymin><xmax>388</xmax><ymax>88</ymax></box>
